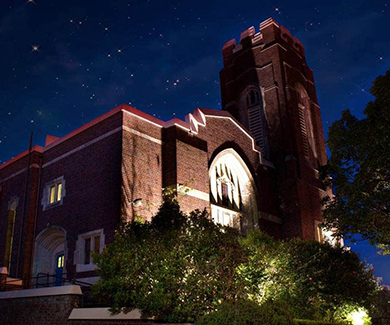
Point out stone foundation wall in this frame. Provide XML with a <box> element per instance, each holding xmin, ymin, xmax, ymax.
<box><xmin>0</xmin><ymin>285</ymin><xmax>82</xmax><ymax>325</ymax></box>
<box><xmin>0</xmin><ymin>294</ymin><xmax>81</xmax><ymax>325</ymax></box>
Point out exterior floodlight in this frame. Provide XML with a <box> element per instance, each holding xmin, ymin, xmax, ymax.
<box><xmin>132</xmin><ymin>198</ymin><xmax>142</xmax><ymax>207</ymax></box>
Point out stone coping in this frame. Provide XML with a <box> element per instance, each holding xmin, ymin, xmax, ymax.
<box><xmin>68</xmin><ymin>308</ymin><xmax>148</xmax><ymax>320</ymax></box>
<box><xmin>0</xmin><ymin>284</ymin><xmax>82</xmax><ymax>299</ymax></box>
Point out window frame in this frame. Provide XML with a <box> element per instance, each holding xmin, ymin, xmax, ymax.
<box><xmin>242</xmin><ymin>86</ymin><xmax>270</xmax><ymax>158</ymax></box>
<box><xmin>42</xmin><ymin>176</ymin><xmax>65</xmax><ymax>210</ymax></box>
<box><xmin>74</xmin><ymin>229</ymin><xmax>105</xmax><ymax>273</ymax></box>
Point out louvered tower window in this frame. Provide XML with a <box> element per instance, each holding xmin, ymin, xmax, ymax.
<box><xmin>296</xmin><ymin>85</ymin><xmax>317</xmax><ymax>163</ymax></box>
<box><xmin>245</xmin><ymin>89</ymin><xmax>269</xmax><ymax>158</ymax></box>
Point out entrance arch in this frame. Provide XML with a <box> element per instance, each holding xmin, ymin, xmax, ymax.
<box><xmin>209</xmin><ymin>148</ymin><xmax>259</xmax><ymax>233</ymax></box>
<box><xmin>33</xmin><ymin>226</ymin><xmax>67</xmax><ymax>279</ymax></box>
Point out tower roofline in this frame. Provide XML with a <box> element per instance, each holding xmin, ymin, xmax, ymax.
<box><xmin>222</xmin><ymin>17</ymin><xmax>306</xmax><ymax>66</ymax></box>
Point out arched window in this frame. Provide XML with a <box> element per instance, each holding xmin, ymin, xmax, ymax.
<box><xmin>295</xmin><ymin>84</ymin><xmax>317</xmax><ymax>162</ymax></box>
<box><xmin>244</xmin><ymin>88</ymin><xmax>269</xmax><ymax>158</ymax></box>
<box><xmin>213</xmin><ymin>163</ymin><xmax>242</xmax><ymax>211</ymax></box>
<box><xmin>210</xmin><ymin>149</ymin><xmax>258</xmax><ymax>233</ymax></box>
<box><xmin>4</xmin><ymin>198</ymin><xmax>18</xmax><ymax>273</ymax></box>
<box><xmin>246</xmin><ymin>89</ymin><xmax>261</xmax><ymax>107</ymax></box>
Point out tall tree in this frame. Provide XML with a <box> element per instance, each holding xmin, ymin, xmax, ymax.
<box><xmin>321</xmin><ymin>69</ymin><xmax>390</xmax><ymax>254</ymax></box>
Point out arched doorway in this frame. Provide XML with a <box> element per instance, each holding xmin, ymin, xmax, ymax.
<box><xmin>33</xmin><ymin>226</ymin><xmax>67</xmax><ymax>284</ymax></box>
<box><xmin>209</xmin><ymin>149</ymin><xmax>259</xmax><ymax>233</ymax></box>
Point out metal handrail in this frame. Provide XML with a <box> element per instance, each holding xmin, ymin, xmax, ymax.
<box><xmin>1</xmin><ymin>273</ymin><xmax>93</xmax><ymax>291</ymax></box>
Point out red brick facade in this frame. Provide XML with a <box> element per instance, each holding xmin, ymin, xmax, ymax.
<box><xmin>0</xmin><ymin>18</ymin><xmax>327</xmax><ymax>283</ymax></box>
<box><xmin>220</xmin><ymin>18</ymin><xmax>327</xmax><ymax>240</ymax></box>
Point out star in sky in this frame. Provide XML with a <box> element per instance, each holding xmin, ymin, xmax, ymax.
<box><xmin>31</xmin><ymin>45</ymin><xmax>40</xmax><ymax>52</ymax></box>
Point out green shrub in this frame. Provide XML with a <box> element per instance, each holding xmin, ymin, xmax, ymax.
<box><xmin>195</xmin><ymin>299</ymin><xmax>293</xmax><ymax>325</ymax></box>
<box><xmin>293</xmin><ymin>320</ymin><xmax>349</xmax><ymax>325</ymax></box>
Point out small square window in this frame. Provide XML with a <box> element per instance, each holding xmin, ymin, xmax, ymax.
<box><xmin>42</xmin><ymin>176</ymin><xmax>65</xmax><ymax>210</ymax></box>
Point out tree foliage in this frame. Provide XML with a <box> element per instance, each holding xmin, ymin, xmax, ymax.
<box><xmin>240</xmin><ymin>231</ymin><xmax>378</xmax><ymax>321</ymax></box>
<box><xmin>195</xmin><ymin>299</ymin><xmax>294</xmax><ymax>325</ymax></box>
<box><xmin>93</xmin><ymin>199</ymin><xmax>378</xmax><ymax>322</ymax></box>
<box><xmin>93</xmin><ymin>200</ymin><xmax>246</xmax><ymax>322</ymax></box>
<box><xmin>321</xmin><ymin>69</ymin><xmax>390</xmax><ymax>254</ymax></box>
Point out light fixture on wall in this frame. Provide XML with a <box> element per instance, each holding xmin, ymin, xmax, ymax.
<box><xmin>132</xmin><ymin>198</ymin><xmax>143</xmax><ymax>207</ymax></box>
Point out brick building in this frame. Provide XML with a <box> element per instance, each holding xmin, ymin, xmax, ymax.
<box><xmin>0</xmin><ymin>18</ymin><xmax>329</xmax><ymax>285</ymax></box>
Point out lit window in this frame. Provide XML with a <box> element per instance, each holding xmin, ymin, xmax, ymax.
<box><xmin>42</xmin><ymin>176</ymin><xmax>65</xmax><ymax>210</ymax></box>
<box><xmin>50</xmin><ymin>186</ymin><xmax>56</xmax><ymax>204</ymax></box>
<box><xmin>57</xmin><ymin>183</ymin><xmax>62</xmax><ymax>201</ymax></box>
<box><xmin>57</xmin><ymin>254</ymin><xmax>64</xmax><ymax>268</ymax></box>
<box><xmin>315</xmin><ymin>222</ymin><xmax>324</xmax><ymax>243</ymax></box>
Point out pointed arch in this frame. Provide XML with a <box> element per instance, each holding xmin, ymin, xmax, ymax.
<box><xmin>209</xmin><ymin>148</ymin><xmax>259</xmax><ymax>233</ymax></box>
<box><xmin>33</xmin><ymin>226</ymin><xmax>67</xmax><ymax>278</ymax></box>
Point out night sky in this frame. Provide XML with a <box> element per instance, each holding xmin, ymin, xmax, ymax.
<box><xmin>1</xmin><ymin>0</ymin><xmax>389</xmax><ymax>284</ymax></box>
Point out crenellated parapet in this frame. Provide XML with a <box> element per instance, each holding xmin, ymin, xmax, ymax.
<box><xmin>222</xmin><ymin>17</ymin><xmax>306</xmax><ymax>66</ymax></box>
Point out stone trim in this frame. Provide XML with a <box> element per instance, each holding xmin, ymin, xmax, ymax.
<box><xmin>0</xmin><ymin>284</ymin><xmax>82</xmax><ymax>299</ymax></box>
<box><xmin>68</xmin><ymin>308</ymin><xmax>147</xmax><ymax>320</ymax></box>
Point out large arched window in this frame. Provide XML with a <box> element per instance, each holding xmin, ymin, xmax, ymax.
<box><xmin>210</xmin><ymin>149</ymin><xmax>258</xmax><ymax>233</ymax></box>
<box><xmin>243</xmin><ymin>87</ymin><xmax>269</xmax><ymax>158</ymax></box>
<box><xmin>295</xmin><ymin>84</ymin><xmax>317</xmax><ymax>163</ymax></box>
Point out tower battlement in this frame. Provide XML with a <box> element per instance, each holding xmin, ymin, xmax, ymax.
<box><xmin>222</xmin><ymin>18</ymin><xmax>306</xmax><ymax>66</ymax></box>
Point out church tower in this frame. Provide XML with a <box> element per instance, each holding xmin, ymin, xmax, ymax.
<box><xmin>220</xmin><ymin>18</ymin><xmax>328</xmax><ymax>240</ymax></box>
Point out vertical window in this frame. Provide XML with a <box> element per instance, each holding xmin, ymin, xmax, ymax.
<box><xmin>315</xmin><ymin>223</ymin><xmax>323</xmax><ymax>243</ymax></box>
<box><xmin>50</xmin><ymin>186</ymin><xmax>56</xmax><ymax>204</ymax></box>
<box><xmin>296</xmin><ymin>84</ymin><xmax>317</xmax><ymax>163</ymax></box>
<box><xmin>84</xmin><ymin>238</ymin><xmax>91</xmax><ymax>264</ymax></box>
<box><xmin>83</xmin><ymin>235</ymin><xmax>101</xmax><ymax>265</ymax></box>
<box><xmin>48</xmin><ymin>183</ymin><xmax>62</xmax><ymax>205</ymax></box>
<box><xmin>75</xmin><ymin>229</ymin><xmax>105</xmax><ymax>272</ymax></box>
<box><xmin>4</xmin><ymin>209</ymin><xmax>16</xmax><ymax>271</ymax></box>
<box><xmin>57</xmin><ymin>254</ymin><xmax>64</xmax><ymax>268</ymax></box>
<box><xmin>94</xmin><ymin>235</ymin><xmax>100</xmax><ymax>253</ymax></box>
<box><xmin>57</xmin><ymin>183</ymin><xmax>62</xmax><ymax>202</ymax></box>
<box><xmin>222</xmin><ymin>182</ymin><xmax>229</xmax><ymax>206</ymax></box>
<box><xmin>244</xmin><ymin>88</ymin><xmax>269</xmax><ymax>158</ymax></box>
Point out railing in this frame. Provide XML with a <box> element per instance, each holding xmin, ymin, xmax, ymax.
<box><xmin>0</xmin><ymin>273</ymin><xmax>102</xmax><ymax>307</ymax></box>
<box><xmin>0</xmin><ymin>273</ymin><xmax>93</xmax><ymax>291</ymax></box>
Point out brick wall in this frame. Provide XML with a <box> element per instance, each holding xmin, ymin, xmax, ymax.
<box><xmin>219</xmin><ymin>18</ymin><xmax>328</xmax><ymax>240</ymax></box>
<box><xmin>121</xmin><ymin>111</ymin><xmax>163</xmax><ymax>222</ymax></box>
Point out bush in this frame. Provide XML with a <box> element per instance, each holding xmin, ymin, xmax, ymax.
<box><xmin>195</xmin><ymin>299</ymin><xmax>294</xmax><ymax>325</ymax></box>
<box><xmin>294</xmin><ymin>320</ymin><xmax>348</xmax><ymax>325</ymax></box>
<box><xmin>93</xmin><ymin>200</ymin><xmax>378</xmax><ymax>323</ymax></box>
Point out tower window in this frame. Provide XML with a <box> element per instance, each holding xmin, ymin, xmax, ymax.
<box><xmin>244</xmin><ymin>88</ymin><xmax>269</xmax><ymax>158</ymax></box>
<box><xmin>246</xmin><ymin>89</ymin><xmax>261</xmax><ymax>107</ymax></box>
<box><xmin>296</xmin><ymin>84</ymin><xmax>317</xmax><ymax>163</ymax></box>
